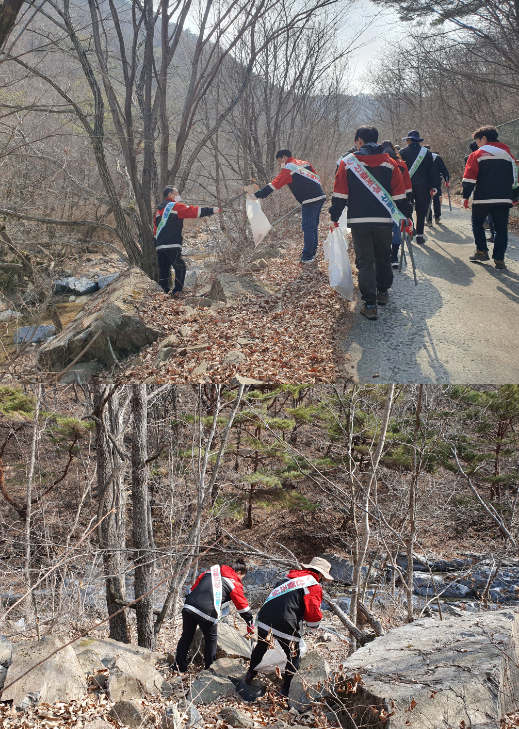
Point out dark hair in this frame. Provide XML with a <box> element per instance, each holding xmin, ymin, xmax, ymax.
<box><xmin>473</xmin><ymin>126</ymin><xmax>498</xmax><ymax>142</ymax></box>
<box><xmin>307</xmin><ymin>568</ymin><xmax>322</xmax><ymax>581</ymax></box>
<box><xmin>163</xmin><ymin>186</ymin><xmax>176</xmax><ymax>198</ymax></box>
<box><xmin>355</xmin><ymin>125</ymin><xmax>378</xmax><ymax>144</ymax></box>
<box><xmin>381</xmin><ymin>140</ymin><xmax>400</xmax><ymax>160</ymax></box>
<box><xmin>276</xmin><ymin>149</ymin><xmax>292</xmax><ymax>159</ymax></box>
<box><xmin>469</xmin><ymin>140</ymin><xmax>478</xmax><ymax>152</ymax></box>
<box><xmin>232</xmin><ymin>559</ymin><xmax>248</xmax><ymax>574</ymax></box>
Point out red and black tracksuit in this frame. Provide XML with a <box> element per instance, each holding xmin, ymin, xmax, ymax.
<box><xmin>254</xmin><ymin>157</ymin><xmax>326</xmax><ymax>261</ymax></box>
<box><xmin>400</xmin><ymin>142</ymin><xmax>436</xmax><ymax>236</ymax></box>
<box><xmin>428</xmin><ymin>153</ymin><xmax>450</xmax><ymax>222</ymax></box>
<box><xmin>247</xmin><ymin>569</ymin><xmax>323</xmax><ymax>694</ymax></box>
<box><xmin>153</xmin><ymin>200</ymin><xmax>215</xmax><ymax>294</ymax></box>
<box><xmin>174</xmin><ymin>565</ymin><xmax>253</xmax><ymax>671</ymax></box>
<box><xmin>329</xmin><ymin>144</ymin><xmax>412</xmax><ymax>306</ymax></box>
<box><xmin>463</xmin><ymin>141</ymin><xmax>519</xmax><ymax>261</ymax></box>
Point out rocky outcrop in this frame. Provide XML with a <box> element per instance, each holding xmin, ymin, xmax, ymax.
<box><xmin>72</xmin><ymin>636</ymin><xmax>165</xmax><ymax>667</ymax></box>
<box><xmin>189</xmin><ymin>622</ymin><xmax>252</xmax><ymax>663</ymax></box>
<box><xmin>321</xmin><ymin>554</ymin><xmax>367</xmax><ymax>585</ymax></box>
<box><xmin>210</xmin><ymin>657</ymin><xmax>247</xmax><ymax>680</ymax></box>
<box><xmin>218</xmin><ymin>706</ymin><xmax>254</xmax><ymax>727</ymax></box>
<box><xmin>14</xmin><ymin>324</ymin><xmax>56</xmax><ymax>344</ymax></box>
<box><xmin>189</xmin><ymin>670</ymin><xmax>235</xmax><ymax>704</ymax></box>
<box><xmin>107</xmin><ymin>652</ymin><xmax>173</xmax><ymax>701</ymax></box>
<box><xmin>39</xmin><ymin>267</ymin><xmax>164</xmax><ymax>370</ymax></box>
<box><xmin>207</xmin><ymin>274</ymin><xmax>276</xmax><ymax>303</ymax></box>
<box><xmin>108</xmin><ymin>699</ymin><xmax>150</xmax><ymax>728</ymax></box>
<box><xmin>288</xmin><ymin>651</ymin><xmax>331</xmax><ymax>712</ymax></box>
<box><xmin>2</xmin><ymin>635</ymin><xmax>87</xmax><ymax>709</ymax></box>
<box><xmin>54</xmin><ymin>277</ymin><xmax>98</xmax><ymax>295</ymax></box>
<box><xmin>329</xmin><ymin>609</ymin><xmax>519</xmax><ymax>728</ymax></box>
<box><xmin>76</xmin><ymin>649</ymin><xmax>108</xmax><ymax>688</ymax></box>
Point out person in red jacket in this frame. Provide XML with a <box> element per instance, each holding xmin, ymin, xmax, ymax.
<box><xmin>240</xmin><ymin>557</ymin><xmax>333</xmax><ymax>699</ymax></box>
<box><xmin>382</xmin><ymin>140</ymin><xmax>413</xmax><ymax>269</ymax></box>
<box><xmin>250</xmin><ymin>149</ymin><xmax>326</xmax><ymax>263</ymax></box>
<box><xmin>462</xmin><ymin>126</ymin><xmax>519</xmax><ymax>269</ymax></box>
<box><xmin>173</xmin><ymin>560</ymin><xmax>253</xmax><ymax>672</ymax></box>
<box><xmin>153</xmin><ymin>186</ymin><xmax>219</xmax><ymax>297</ymax></box>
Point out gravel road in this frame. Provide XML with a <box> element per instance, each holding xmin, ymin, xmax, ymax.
<box><xmin>342</xmin><ymin>206</ymin><xmax>519</xmax><ymax>383</ymax></box>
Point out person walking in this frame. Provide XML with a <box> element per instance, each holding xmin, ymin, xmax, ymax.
<box><xmin>329</xmin><ymin>126</ymin><xmax>413</xmax><ymax>320</ymax></box>
<box><xmin>400</xmin><ymin>131</ymin><xmax>437</xmax><ymax>245</ymax></box>
<box><xmin>240</xmin><ymin>557</ymin><xmax>333</xmax><ymax>699</ymax></box>
<box><xmin>250</xmin><ymin>149</ymin><xmax>326</xmax><ymax>263</ymax></box>
<box><xmin>381</xmin><ymin>140</ymin><xmax>413</xmax><ymax>269</ymax></box>
<box><xmin>463</xmin><ymin>126</ymin><xmax>519</xmax><ymax>269</ymax></box>
<box><xmin>425</xmin><ymin>148</ymin><xmax>450</xmax><ymax>224</ymax></box>
<box><xmin>173</xmin><ymin>560</ymin><xmax>254</xmax><ymax>672</ymax></box>
<box><xmin>154</xmin><ymin>187</ymin><xmax>219</xmax><ymax>297</ymax></box>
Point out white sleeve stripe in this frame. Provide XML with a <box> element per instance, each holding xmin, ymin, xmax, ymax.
<box><xmin>332</xmin><ymin>192</ymin><xmax>348</xmax><ymax>199</ymax></box>
<box><xmin>393</xmin><ymin>193</ymin><xmax>407</xmax><ymax>200</ymax></box>
<box><xmin>237</xmin><ymin>605</ymin><xmax>251</xmax><ymax>613</ymax></box>
<box><xmin>268</xmin><ymin>182</ymin><xmax>276</xmax><ymax>190</ymax></box>
<box><xmin>463</xmin><ymin>178</ymin><xmax>477</xmax><ymax>183</ymax></box>
<box><xmin>197</xmin><ymin>208</ymin><xmax>201</xmax><ymax>218</ymax></box>
<box><xmin>305</xmin><ymin>621</ymin><xmax>320</xmax><ymax>627</ymax></box>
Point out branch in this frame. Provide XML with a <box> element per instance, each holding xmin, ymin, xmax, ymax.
<box><xmin>0</xmin><ymin>208</ymin><xmax>118</xmax><ymax>235</ymax></box>
<box><xmin>322</xmin><ymin>590</ymin><xmax>369</xmax><ymax>645</ymax></box>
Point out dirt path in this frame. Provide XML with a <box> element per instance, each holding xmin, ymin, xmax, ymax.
<box><xmin>342</xmin><ymin>206</ymin><xmax>519</xmax><ymax>383</ymax></box>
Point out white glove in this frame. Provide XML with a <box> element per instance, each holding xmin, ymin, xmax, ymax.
<box><xmin>213</xmin><ymin>207</ymin><xmax>220</xmax><ymax>214</ymax></box>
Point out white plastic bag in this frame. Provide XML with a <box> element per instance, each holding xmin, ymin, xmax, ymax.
<box><xmin>246</xmin><ymin>197</ymin><xmax>271</xmax><ymax>246</ymax></box>
<box><xmin>254</xmin><ymin>637</ymin><xmax>307</xmax><ymax>674</ymax></box>
<box><xmin>338</xmin><ymin>209</ymin><xmax>350</xmax><ymax>235</ymax></box>
<box><xmin>323</xmin><ymin>227</ymin><xmax>354</xmax><ymax>301</ymax></box>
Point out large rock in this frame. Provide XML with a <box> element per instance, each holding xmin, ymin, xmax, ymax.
<box><xmin>72</xmin><ymin>636</ymin><xmax>165</xmax><ymax>667</ymax></box>
<box><xmin>76</xmin><ymin>649</ymin><xmax>108</xmax><ymax>688</ymax></box>
<box><xmin>54</xmin><ymin>276</ymin><xmax>98</xmax><ymax>295</ymax></box>
<box><xmin>14</xmin><ymin>324</ymin><xmax>56</xmax><ymax>344</ymax></box>
<box><xmin>329</xmin><ymin>609</ymin><xmax>519</xmax><ymax>728</ymax></box>
<box><xmin>210</xmin><ymin>656</ymin><xmax>247</xmax><ymax>680</ymax></box>
<box><xmin>2</xmin><ymin>635</ymin><xmax>87</xmax><ymax>709</ymax></box>
<box><xmin>288</xmin><ymin>651</ymin><xmax>331</xmax><ymax>712</ymax></box>
<box><xmin>39</xmin><ymin>267</ymin><xmax>163</xmax><ymax>370</ymax></box>
<box><xmin>0</xmin><ymin>635</ymin><xmax>12</xmax><ymax>667</ymax></box>
<box><xmin>107</xmin><ymin>652</ymin><xmax>172</xmax><ymax>701</ymax></box>
<box><xmin>207</xmin><ymin>274</ymin><xmax>276</xmax><ymax>303</ymax></box>
<box><xmin>218</xmin><ymin>706</ymin><xmax>254</xmax><ymax>727</ymax></box>
<box><xmin>108</xmin><ymin>699</ymin><xmax>149</xmax><ymax>728</ymax></box>
<box><xmin>189</xmin><ymin>670</ymin><xmax>235</xmax><ymax>704</ymax></box>
<box><xmin>191</xmin><ymin>622</ymin><xmax>252</xmax><ymax>662</ymax></box>
<box><xmin>321</xmin><ymin>554</ymin><xmax>367</xmax><ymax>585</ymax></box>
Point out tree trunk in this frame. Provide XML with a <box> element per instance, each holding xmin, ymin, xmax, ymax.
<box><xmin>24</xmin><ymin>385</ymin><xmax>41</xmax><ymax>615</ymax></box>
<box><xmin>350</xmin><ymin>385</ymin><xmax>395</xmax><ymax>647</ymax></box>
<box><xmin>94</xmin><ymin>384</ymin><xmax>130</xmax><ymax>643</ymax></box>
<box><xmin>406</xmin><ymin>384</ymin><xmax>423</xmax><ymax>623</ymax></box>
<box><xmin>0</xmin><ymin>0</ymin><xmax>24</xmax><ymax>50</ymax></box>
<box><xmin>131</xmin><ymin>385</ymin><xmax>155</xmax><ymax>649</ymax></box>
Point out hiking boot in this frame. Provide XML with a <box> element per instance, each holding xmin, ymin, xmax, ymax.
<box><xmin>469</xmin><ymin>250</ymin><xmax>490</xmax><ymax>263</ymax></box>
<box><xmin>377</xmin><ymin>291</ymin><xmax>389</xmax><ymax>305</ymax></box>
<box><xmin>434</xmin><ymin>217</ymin><xmax>441</xmax><ymax>224</ymax></box>
<box><xmin>425</xmin><ymin>218</ymin><xmax>432</xmax><ymax>227</ymax></box>
<box><xmin>243</xmin><ymin>670</ymin><xmax>256</xmax><ymax>686</ymax></box>
<box><xmin>360</xmin><ymin>304</ymin><xmax>377</xmax><ymax>320</ymax></box>
<box><xmin>487</xmin><ymin>235</ymin><xmax>495</xmax><ymax>242</ymax></box>
<box><xmin>416</xmin><ymin>235</ymin><xmax>425</xmax><ymax>245</ymax></box>
<box><xmin>300</xmin><ymin>256</ymin><xmax>316</xmax><ymax>264</ymax></box>
<box><xmin>391</xmin><ymin>259</ymin><xmax>399</xmax><ymax>269</ymax></box>
<box><xmin>494</xmin><ymin>260</ymin><xmax>507</xmax><ymax>269</ymax></box>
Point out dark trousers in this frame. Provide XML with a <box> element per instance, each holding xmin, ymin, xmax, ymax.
<box><xmin>413</xmin><ymin>186</ymin><xmax>431</xmax><ymax>235</ymax></box>
<box><xmin>472</xmin><ymin>205</ymin><xmax>510</xmax><ymax>261</ymax></box>
<box><xmin>157</xmin><ymin>248</ymin><xmax>186</xmax><ymax>294</ymax></box>
<box><xmin>249</xmin><ymin>628</ymin><xmax>301</xmax><ymax>692</ymax></box>
<box><xmin>301</xmin><ymin>200</ymin><xmax>324</xmax><ymax>261</ymax></box>
<box><xmin>351</xmin><ymin>226</ymin><xmax>393</xmax><ymax>305</ymax></box>
<box><xmin>427</xmin><ymin>191</ymin><xmax>442</xmax><ymax>221</ymax></box>
<box><xmin>175</xmin><ymin>609</ymin><xmax>218</xmax><ymax>671</ymax></box>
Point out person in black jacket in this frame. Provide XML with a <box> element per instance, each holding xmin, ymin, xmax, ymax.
<box><xmin>400</xmin><ymin>131</ymin><xmax>437</xmax><ymax>245</ymax></box>
<box><xmin>153</xmin><ymin>187</ymin><xmax>219</xmax><ymax>297</ymax></box>
<box><xmin>425</xmin><ymin>147</ymin><xmax>450</xmax><ymax>225</ymax></box>
<box><xmin>173</xmin><ymin>560</ymin><xmax>253</xmax><ymax>672</ymax></box>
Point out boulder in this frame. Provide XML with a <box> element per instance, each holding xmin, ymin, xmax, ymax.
<box><xmin>39</xmin><ymin>268</ymin><xmax>163</xmax><ymax>370</ymax></box>
<box><xmin>413</xmin><ymin>574</ymin><xmax>474</xmax><ymax>599</ymax></box>
<box><xmin>235</xmin><ymin>676</ymin><xmax>267</xmax><ymax>702</ymax></box>
<box><xmin>210</xmin><ymin>656</ymin><xmax>247</xmax><ymax>680</ymax></box>
<box><xmin>186</xmin><ymin>704</ymin><xmax>203</xmax><ymax>727</ymax></box>
<box><xmin>321</xmin><ymin>554</ymin><xmax>367</xmax><ymax>585</ymax></box>
<box><xmin>223</xmin><ymin>350</ymin><xmax>246</xmax><ymax>366</ymax></box>
<box><xmin>97</xmin><ymin>274</ymin><xmax>119</xmax><ymax>289</ymax></box>
<box><xmin>162</xmin><ymin>703</ymin><xmax>182</xmax><ymax>729</ymax></box>
<box><xmin>2</xmin><ymin>635</ymin><xmax>87</xmax><ymax>709</ymax></box>
<box><xmin>59</xmin><ymin>362</ymin><xmax>103</xmax><ymax>384</ymax></box>
<box><xmin>191</xmin><ymin>622</ymin><xmax>252</xmax><ymax>662</ymax></box>
<box><xmin>107</xmin><ymin>652</ymin><xmax>173</xmax><ymax>701</ymax></box>
<box><xmin>329</xmin><ymin>609</ymin><xmax>519</xmax><ymax>729</ymax></box>
<box><xmin>0</xmin><ymin>309</ymin><xmax>22</xmax><ymax>322</ymax></box>
<box><xmin>76</xmin><ymin>649</ymin><xmax>108</xmax><ymax>688</ymax></box>
<box><xmin>207</xmin><ymin>274</ymin><xmax>276</xmax><ymax>303</ymax></box>
<box><xmin>14</xmin><ymin>324</ymin><xmax>56</xmax><ymax>344</ymax></box>
<box><xmin>54</xmin><ymin>277</ymin><xmax>99</xmax><ymax>295</ymax></box>
<box><xmin>0</xmin><ymin>635</ymin><xmax>12</xmax><ymax>667</ymax></box>
<box><xmin>218</xmin><ymin>706</ymin><xmax>254</xmax><ymax>727</ymax></box>
<box><xmin>108</xmin><ymin>699</ymin><xmax>149</xmax><ymax>728</ymax></box>
<box><xmin>288</xmin><ymin>651</ymin><xmax>331</xmax><ymax>712</ymax></box>
<box><xmin>189</xmin><ymin>670</ymin><xmax>235</xmax><ymax>704</ymax></box>
<box><xmin>0</xmin><ymin>666</ymin><xmax>7</xmax><ymax>690</ymax></box>
<box><xmin>243</xmin><ymin>568</ymin><xmax>284</xmax><ymax>587</ymax></box>
<box><xmin>72</xmin><ymin>636</ymin><xmax>165</xmax><ymax>667</ymax></box>
<box><xmin>155</xmin><ymin>347</ymin><xmax>175</xmax><ymax>367</ymax></box>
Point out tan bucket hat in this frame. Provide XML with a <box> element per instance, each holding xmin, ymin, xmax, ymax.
<box><xmin>301</xmin><ymin>557</ymin><xmax>334</xmax><ymax>582</ymax></box>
